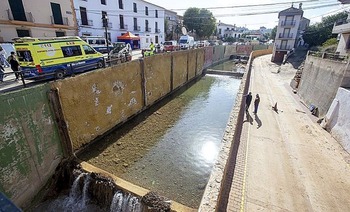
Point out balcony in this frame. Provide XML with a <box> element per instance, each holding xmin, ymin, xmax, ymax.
<box><xmin>332</xmin><ymin>18</ymin><xmax>350</xmax><ymax>34</ymax></box>
<box><xmin>50</xmin><ymin>16</ymin><xmax>69</xmax><ymax>25</ymax></box>
<box><xmin>278</xmin><ymin>33</ymin><xmax>294</xmax><ymax>39</ymax></box>
<box><xmin>145</xmin><ymin>27</ymin><xmax>151</xmax><ymax>32</ymax></box>
<box><xmin>120</xmin><ymin>24</ymin><xmax>128</xmax><ymax>30</ymax></box>
<box><xmin>7</xmin><ymin>9</ymin><xmax>34</xmax><ymax>22</ymax></box>
<box><xmin>134</xmin><ymin>26</ymin><xmax>140</xmax><ymax>31</ymax></box>
<box><xmin>275</xmin><ymin>45</ymin><xmax>291</xmax><ymax>51</ymax></box>
<box><xmin>338</xmin><ymin>0</ymin><xmax>350</xmax><ymax>4</ymax></box>
<box><xmin>103</xmin><ymin>22</ymin><xmax>112</xmax><ymax>29</ymax></box>
<box><xmin>280</xmin><ymin>20</ymin><xmax>296</xmax><ymax>27</ymax></box>
<box><xmin>79</xmin><ymin>19</ymin><xmax>93</xmax><ymax>26</ymax></box>
<box><xmin>155</xmin><ymin>28</ymin><xmax>160</xmax><ymax>33</ymax></box>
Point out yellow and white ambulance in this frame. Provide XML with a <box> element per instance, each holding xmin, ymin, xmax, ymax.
<box><xmin>14</xmin><ymin>36</ymin><xmax>105</xmax><ymax>80</ymax></box>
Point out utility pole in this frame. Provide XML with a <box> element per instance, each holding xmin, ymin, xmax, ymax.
<box><xmin>102</xmin><ymin>14</ymin><xmax>110</xmax><ymax>57</ymax></box>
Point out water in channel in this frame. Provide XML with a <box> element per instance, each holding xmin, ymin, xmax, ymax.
<box><xmin>211</xmin><ymin>60</ymin><xmax>246</xmax><ymax>72</ymax></box>
<box><xmin>79</xmin><ymin>74</ymin><xmax>241</xmax><ymax>208</ymax></box>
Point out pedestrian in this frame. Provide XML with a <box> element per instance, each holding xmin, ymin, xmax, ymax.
<box><xmin>0</xmin><ymin>46</ymin><xmax>10</xmax><ymax>68</ymax></box>
<box><xmin>254</xmin><ymin>94</ymin><xmax>260</xmax><ymax>114</ymax></box>
<box><xmin>8</xmin><ymin>52</ymin><xmax>20</xmax><ymax>81</ymax></box>
<box><xmin>244</xmin><ymin>92</ymin><xmax>253</xmax><ymax>111</ymax></box>
<box><xmin>0</xmin><ymin>64</ymin><xmax>5</xmax><ymax>82</ymax></box>
<box><xmin>149</xmin><ymin>42</ymin><xmax>155</xmax><ymax>53</ymax></box>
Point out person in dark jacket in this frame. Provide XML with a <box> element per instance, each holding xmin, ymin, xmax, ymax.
<box><xmin>244</xmin><ymin>92</ymin><xmax>253</xmax><ymax>111</ymax></box>
<box><xmin>254</xmin><ymin>94</ymin><xmax>260</xmax><ymax>114</ymax></box>
<box><xmin>8</xmin><ymin>52</ymin><xmax>20</xmax><ymax>80</ymax></box>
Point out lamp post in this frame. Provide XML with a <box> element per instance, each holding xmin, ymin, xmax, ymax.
<box><xmin>102</xmin><ymin>14</ymin><xmax>110</xmax><ymax>56</ymax></box>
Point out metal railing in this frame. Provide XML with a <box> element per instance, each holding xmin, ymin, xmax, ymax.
<box><xmin>50</xmin><ymin>16</ymin><xmax>69</xmax><ymax>25</ymax></box>
<box><xmin>308</xmin><ymin>51</ymin><xmax>348</xmax><ymax>62</ymax></box>
<box><xmin>134</xmin><ymin>26</ymin><xmax>140</xmax><ymax>31</ymax></box>
<box><xmin>280</xmin><ymin>20</ymin><xmax>296</xmax><ymax>26</ymax></box>
<box><xmin>79</xmin><ymin>19</ymin><xmax>93</xmax><ymax>26</ymax></box>
<box><xmin>275</xmin><ymin>45</ymin><xmax>291</xmax><ymax>50</ymax></box>
<box><xmin>7</xmin><ymin>9</ymin><xmax>34</xmax><ymax>22</ymax></box>
<box><xmin>155</xmin><ymin>28</ymin><xmax>160</xmax><ymax>33</ymax></box>
<box><xmin>120</xmin><ymin>24</ymin><xmax>128</xmax><ymax>30</ymax></box>
<box><xmin>145</xmin><ymin>27</ymin><xmax>151</xmax><ymax>32</ymax></box>
<box><xmin>278</xmin><ymin>33</ymin><xmax>294</xmax><ymax>38</ymax></box>
<box><xmin>334</xmin><ymin>18</ymin><xmax>348</xmax><ymax>26</ymax></box>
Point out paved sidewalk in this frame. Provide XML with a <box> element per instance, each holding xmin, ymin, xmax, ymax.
<box><xmin>226</xmin><ymin>55</ymin><xmax>350</xmax><ymax>211</ymax></box>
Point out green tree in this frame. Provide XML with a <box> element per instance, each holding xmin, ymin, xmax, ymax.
<box><xmin>183</xmin><ymin>7</ymin><xmax>216</xmax><ymax>39</ymax></box>
<box><xmin>303</xmin><ymin>11</ymin><xmax>348</xmax><ymax>47</ymax></box>
<box><xmin>270</xmin><ymin>26</ymin><xmax>277</xmax><ymax>40</ymax></box>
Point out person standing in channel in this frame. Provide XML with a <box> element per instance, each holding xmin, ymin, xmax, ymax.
<box><xmin>254</xmin><ymin>94</ymin><xmax>260</xmax><ymax>114</ymax></box>
<box><xmin>8</xmin><ymin>52</ymin><xmax>20</xmax><ymax>81</ymax></box>
<box><xmin>244</xmin><ymin>92</ymin><xmax>253</xmax><ymax>111</ymax></box>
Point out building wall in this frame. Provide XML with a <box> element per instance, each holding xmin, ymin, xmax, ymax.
<box><xmin>336</xmin><ymin>33</ymin><xmax>350</xmax><ymax>55</ymax></box>
<box><xmin>0</xmin><ymin>0</ymin><xmax>77</xmax><ymax>42</ymax></box>
<box><xmin>322</xmin><ymin>87</ymin><xmax>350</xmax><ymax>153</ymax></box>
<box><xmin>74</xmin><ymin>0</ymin><xmax>165</xmax><ymax>45</ymax></box>
<box><xmin>0</xmin><ymin>84</ymin><xmax>63</xmax><ymax>208</ymax></box>
<box><xmin>274</xmin><ymin>14</ymin><xmax>302</xmax><ymax>50</ymax></box>
<box><xmin>298</xmin><ymin>55</ymin><xmax>349</xmax><ymax>117</ymax></box>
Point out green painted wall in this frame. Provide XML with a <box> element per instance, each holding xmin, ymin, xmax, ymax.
<box><xmin>0</xmin><ymin>84</ymin><xmax>63</xmax><ymax>208</ymax></box>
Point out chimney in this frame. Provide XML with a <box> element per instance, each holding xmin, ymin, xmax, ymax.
<box><xmin>299</xmin><ymin>3</ymin><xmax>302</xmax><ymax>9</ymax></box>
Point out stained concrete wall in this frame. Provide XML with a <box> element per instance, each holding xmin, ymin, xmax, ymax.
<box><xmin>236</xmin><ymin>45</ymin><xmax>253</xmax><ymax>55</ymax></box>
<box><xmin>172</xmin><ymin>51</ymin><xmax>188</xmax><ymax>89</ymax></box>
<box><xmin>196</xmin><ymin>48</ymin><xmax>205</xmax><ymax>75</ymax></box>
<box><xmin>0</xmin><ymin>85</ymin><xmax>63</xmax><ymax>208</ymax></box>
<box><xmin>204</xmin><ymin>47</ymin><xmax>214</xmax><ymax>68</ymax></box>
<box><xmin>212</xmin><ymin>46</ymin><xmax>225</xmax><ymax>64</ymax></box>
<box><xmin>52</xmin><ymin>61</ymin><xmax>144</xmax><ymax>151</ymax></box>
<box><xmin>144</xmin><ymin>54</ymin><xmax>172</xmax><ymax>106</ymax></box>
<box><xmin>322</xmin><ymin>87</ymin><xmax>350</xmax><ymax>153</ymax></box>
<box><xmin>188</xmin><ymin>50</ymin><xmax>197</xmax><ymax>80</ymax></box>
<box><xmin>298</xmin><ymin>55</ymin><xmax>349</xmax><ymax>116</ymax></box>
<box><xmin>224</xmin><ymin>45</ymin><xmax>237</xmax><ymax>59</ymax></box>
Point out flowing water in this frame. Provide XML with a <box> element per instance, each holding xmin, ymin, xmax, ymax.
<box><xmin>211</xmin><ymin>60</ymin><xmax>246</xmax><ymax>72</ymax></box>
<box><xmin>80</xmin><ymin>74</ymin><xmax>241</xmax><ymax>208</ymax></box>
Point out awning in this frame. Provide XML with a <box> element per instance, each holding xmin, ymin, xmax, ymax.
<box><xmin>117</xmin><ymin>32</ymin><xmax>140</xmax><ymax>40</ymax></box>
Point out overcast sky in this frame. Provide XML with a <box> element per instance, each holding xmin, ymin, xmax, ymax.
<box><xmin>147</xmin><ymin>0</ymin><xmax>349</xmax><ymax>29</ymax></box>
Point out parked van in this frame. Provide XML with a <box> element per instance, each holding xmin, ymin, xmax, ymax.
<box><xmin>179</xmin><ymin>35</ymin><xmax>194</xmax><ymax>50</ymax></box>
<box><xmin>81</xmin><ymin>36</ymin><xmax>113</xmax><ymax>54</ymax></box>
<box><xmin>14</xmin><ymin>36</ymin><xmax>105</xmax><ymax>80</ymax></box>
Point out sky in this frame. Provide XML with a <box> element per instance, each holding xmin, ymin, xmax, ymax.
<box><xmin>146</xmin><ymin>0</ymin><xmax>350</xmax><ymax>29</ymax></box>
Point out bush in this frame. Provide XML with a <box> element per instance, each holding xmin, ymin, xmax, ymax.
<box><xmin>322</xmin><ymin>38</ymin><xmax>338</xmax><ymax>48</ymax></box>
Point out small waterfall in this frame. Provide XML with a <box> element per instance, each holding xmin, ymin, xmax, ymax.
<box><xmin>110</xmin><ymin>191</ymin><xmax>141</xmax><ymax>212</ymax></box>
<box><xmin>64</xmin><ymin>172</ymin><xmax>91</xmax><ymax>211</ymax></box>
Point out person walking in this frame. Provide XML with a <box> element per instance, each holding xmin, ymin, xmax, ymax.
<box><xmin>254</xmin><ymin>94</ymin><xmax>260</xmax><ymax>114</ymax></box>
<box><xmin>244</xmin><ymin>92</ymin><xmax>253</xmax><ymax>111</ymax></box>
<box><xmin>8</xmin><ymin>52</ymin><xmax>20</xmax><ymax>81</ymax></box>
<box><xmin>0</xmin><ymin>64</ymin><xmax>5</xmax><ymax>82</ymax></box>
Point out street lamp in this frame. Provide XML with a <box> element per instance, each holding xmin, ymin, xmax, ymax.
<box><xmin>102</xmin><ymin>14</ymin><xmax>110</xmax><ymax>56</ymax></box>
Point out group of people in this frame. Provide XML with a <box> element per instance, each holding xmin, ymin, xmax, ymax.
<box><xmin>244</xmin><ymin>92</ymin><xmax>260</xmax><ymax>114</ymax></box>
<box><xmin>0</xmin><ymin>46</ymin><xmax>20</xmax><ymax>83</ymax></box>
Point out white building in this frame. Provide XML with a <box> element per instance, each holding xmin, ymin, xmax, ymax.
<box><xmin>0</xmin><ymin>0</ymin><xmax>77</xmax><ymax>42</ymax></box>
<box><xmin>73</xmin><ymin>0</ymin><xmax>166</xmax><ymax>48</ymax></box>
<box><xmin>217</xmin><ymin>22</ymin><xmax>243</xmax><ymax>40</ymax></box>
<box><xmin>272</xmin><ymin>3</ymin><xmax>308</xmax><ymax>63</ymax></box>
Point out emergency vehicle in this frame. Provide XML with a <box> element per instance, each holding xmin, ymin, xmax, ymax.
<box><xmin>14</xmin><ymin>36</ymin><xmax>105</xmax><ymax>80</ymax></box>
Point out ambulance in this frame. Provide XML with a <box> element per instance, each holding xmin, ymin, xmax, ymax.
<box><xmin>14</xmin><ymin>36</ymin><xmax>105</xmax><ymax>80</ymax></box>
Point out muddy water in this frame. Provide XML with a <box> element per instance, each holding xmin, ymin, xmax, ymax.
<box><xmin>211</xmin><ymin>60</ymin><xmax>246</xmax><ymax>72</ymax></box>
<box><xmin>79</xmin><ymin>75</ymin><xmax>241</xmax><ymax>208</ymax></box>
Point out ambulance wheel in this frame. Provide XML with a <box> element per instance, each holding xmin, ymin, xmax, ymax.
<box><xmin>97</xmin><ymin>60</ymin><xmax>105</xmax><ymax>68</ymax></box>
<box><xmin>55</xmin><ymin>70</ymin><xmax>65</xmax><ymax>79</ymax></box>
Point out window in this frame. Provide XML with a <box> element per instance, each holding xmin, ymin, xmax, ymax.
<box><xmin>80</xmin><ymin>7</ymin><xmax>88</xmax><ymax>25</ymax></box>
<box><xmin>16</xmin><ymin>29</ymin><xmax>30</xmax><ymax>37</ymax></box>
<box><xmin>101</xmin><ymin>0</ymin><xmax>106</xmax><ymax>5</ymax></box>
<box><xmin>155</xmin><ymin>22</ymin><xmax>158</xmax><ymax>32</ymax></box>
<box><xmin>133</xmin><ymin>3</ymin><xmax>137</xmax><ymax>13</ymax></box>
<box><xmin>119</xmin><ymin>15</ymin><xmax>124</xmax><ymax>29</ymax></box>
<box><xmin>83</xmin><ymin>45</ymin><xmax>96</xmax><ymax>54</ymax></box>
<box><xmin>145</xmin><ymin>6</ymin><xmax>148</xmax><ymax>16</ymax></box>
<box><xmin>118</xmin><ymin>0</ymin><xmax>123</xmax><ymax>9</ymax></box>
<box><xmin>56</xmin><ymin>31</ymin><xmax>65</xmax><ymax>37</ymax></box>
<box><xmin>8</xmin><ymin>0</ymin><xmax>27</xmax><ymax>21</ymax></box>
<box><xmin>133</xmin><ymin>18</ymin><xmax>137</xmax><ymax>30</ymax></box>
<box><xmin>145</xmin><ymin>20</ymin><xmax>149</xmax><ymax>31</ymax></box>
<box><xmin>61</xmin><ymin>46</ymin><xmax>82</xmax><ymax>57</ymax></box>
<box><xmin>16</xmin><ymin>50</ymin><xmax>33</xmax><ymax>62</ymax></box>
<box><xmin>155</xmin><ymin>10</ymin><xmax>158</xmax><ymax>18</ymax></box>
<box><xmin>51</xmin><ymin>2</ymin><xmax>63</xmax><ymax>25</ymax></box>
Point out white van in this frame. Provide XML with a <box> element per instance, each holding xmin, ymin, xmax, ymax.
<box><xmin>179</xmin><ymin>35</ymin><xmax>194</xmax><ymax>50</ymax></box>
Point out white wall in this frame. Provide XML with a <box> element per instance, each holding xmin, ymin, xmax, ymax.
<box><xmin>336</xmin><ymin>33</ymin><xmax>349</xmax><ymax>55</ymax></box>
<box><xmin>322</xmin><ymin>87</ymin><xmax>350</xmax><ymax>153</ymax></box>
<box><xmin>275</xmin><ymin>14</ymin><xmax>302</xmax><ymax>49</ymax></box>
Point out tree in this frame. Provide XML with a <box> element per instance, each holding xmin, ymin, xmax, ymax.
<box><xmin>183</xmin><ymin>7</ymin><xmax>216</xmax><ymax>39</ymax></box>
<box><xmin>270</xmin><ymin>26</ymin><xmax>277</xmax><ymax>40</ymax></box>
<box><xmin>303</xmin><ymin>11</ymin><xmax>348</xmax><ymax>47</ymax></box>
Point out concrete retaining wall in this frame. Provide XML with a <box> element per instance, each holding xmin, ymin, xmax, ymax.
<box><xmin>204</xmin><ymin>46</ymin><xmax>214</xmax><ymax>68</ymax></box>
<box><xmin>188</xmin><ymin>50</ymin><xmax>197</xmax><ymax>80</ymax></box>
<box><xmin>0</xmin><ymin>85</ymin><xmax>63</xmax><ymax>208</ymax></box>
<box><xmin>172</xmin><ymin>51</ymin><xmax>188</xmax><ymax>89</ymax></box>
<box><xmin>298</xmin><ymin>55</ymin><xmax>348</xmax><ymax>117</ymax></box>
<box><xmin>213</xmin><ymin>46</ymin><xmax>225</xmax><ymax>64</ymax></box>
<box><xmin>196</xmin><ymin>48</ymin><xmax>205</xmax><ymax>75</ymax></box>
<box><xmin>52</xmin><ymin>61</ymin><xmax>144</xmax><ymax>151</ymax></box>
<box><xmin>224</xmin><ymin>45</ymin><xmax>236</xmax><ymax>59</ymax></box>
<box><xmin>322</xmin><ymin>87</ymin><xmax>350</xmax><ymax>153</ymax></box>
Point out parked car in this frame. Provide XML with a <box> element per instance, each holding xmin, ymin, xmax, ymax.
<box><xmin>197</xmin><ymin>40</ymin><xmax>209</xmax><ymax>48</ymax></box>
<box><xmin>163</xmin><ymin>41</ymin><xmax>178</xmax><ymax>52</ymax></box>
